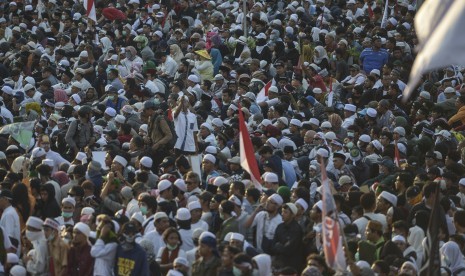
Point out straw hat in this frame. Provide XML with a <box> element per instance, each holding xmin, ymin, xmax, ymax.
<box><xmin>195</xmin><ymin>50</ymin><xmax>211</xmax><ymax>60</ymax></box>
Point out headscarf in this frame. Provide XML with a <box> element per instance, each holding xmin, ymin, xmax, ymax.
<box><xmin>302</xmin><ymin>44</ymin><xmax>314</xmax><ymax>63</ymax></box>
<box><xmin>54</xmin><ymin>89</ymin><xmax>68</xmax><ymax>103</ymax></box>
<box><xmin>408</xmin><ymin>225</ymin><xmax>425</xmax><ymax>258</ymax></box>
<box><xmin>52</xmin><ymin>171</ymin><xmax>70</xmax><ymax>186</ymax></box>
<box><xmin>252</xmin><ymin>254</ymin><xmax>272</xmax><ymax>276</ymax></box>
<box><xmin>313</xmin><ymin>46</ymin><xmax>328</xmax><ymax>64</ymax></box>
<box><xmin>126</xmin><ymin>46</ymin><xmax>137</xmax><ymax>60</ymax></box>
<box><xmin>328</xmin><ymin>114</ymin><xmax>342</xmax><ymax>129</ymax></box>
<box><xmin>170</xmin><ymin>44</ymin><xmax>184</xmax><ymax>65</ymax></box>
<box><xmin>210</xmin><ymin>48</ymin><xmax>222</xmax><ymax>75</ymax></box>
<box><xmin>440</xmin><ymin>241</ymin><xmax>465</xmax><ymax>273</ymax></box>
<box><xmin>100</xmin><ymin>37</ymin><xmax>113</xmax><ymax>56</ymax></box>
<box><xmin>205</xmin><ymin>32</ymin><xmax>216</xmax><ymax>50</ymax></box>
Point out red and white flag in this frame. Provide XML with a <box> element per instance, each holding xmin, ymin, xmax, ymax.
<box><xmin>320</xmin><ymin>161</ymin><xmax>346</xmax><ymax>272</ymax></box>
<box><xmin>394</xmin><ymin>143</ymin><xmax>401</xmax><ymax>167</ymax></box>
<box><xmin>238</xmin><ymin>104</ymin><xmax>262</xmax><ymax>190</ymax></box>
<box><xmin>256</xmin><ymin>79</ymin><xmax>275</xmax><ymax>104</ymax></box>
<box><xmin>84</xmin><ymin>0</ymin><xmax>97</xmax><ymax>22</ymax></box>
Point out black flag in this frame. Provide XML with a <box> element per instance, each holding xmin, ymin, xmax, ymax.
<box><xmin>420</xmin><ymin>184</ymin><xmax>441</xmax><ymax>276</ymax></box>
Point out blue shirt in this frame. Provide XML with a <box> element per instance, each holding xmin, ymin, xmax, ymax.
<box><xmin>282</xmin><ymin>160</ymin><xmax>297</xmax><ymax>187</ymax></box>
<box><xmin>360</xmin><ymin>48</ymin><xmax>389</xmax><ymax>74</ymax></box>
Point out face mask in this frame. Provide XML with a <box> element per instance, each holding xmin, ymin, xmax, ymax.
<box><xmin>219</xmin><ymin>212</ymin><xmax>225</xmax><ymax>220</ymax></box>
<box><xmin>45</xmin><ymin>48</ymin><xmax>51</xmax><ymax>55</ymax></box>
<box><xmin>107</xmin><ymin>95</ymin><xmax>115</xmax><ymax>101</ymax></box>
<box><xmin>125</xmin><ymin>52</ymin><xmax>132</xmax><ymax>59</ymax></box>
<box><xmin>167</xmin><ymin>243</ymin><xmax>178</xmax><ymax>250</ymax></box>
<box><xmin>47</xmin><ymin>234</ymin><xmax>55</xmax><ymax>242</ymax></box>
<box><xmin>252</xmin><ymin>269</ymin><xmax>259</xmax><ymax>276</ymax></box>
<box><xmin>123</xmin><ymin>234</ymin><xmax>136</xmax><ymax>243</ymax></box>
<box><xmin>61</xmin><ymin>15</ymin><xmax>66</xmax><ymax>20</ymax></box>
<box><xmin>153</xmin><ymin>98</ymin><xmax>160</xmax><ymax>105</ymax></box>
<box><xmin>63</xmin><ymin>238</ymin><xmax>70</xmax><ymax>245</ymax></box>
<box><xmin>233</xmin><ymin>267</ymin><xmax>242</xmax><ymax>276</ymax></box>
<box><xmin>140</xmin><ymin>206</ymin><xmax>148</xmax><ymax>215</ymax></box>
<box><xmin>122</xmin><ymin>31</ymin><xmax>127</xmax><ymax>36</ymax></box>
<box><xmin>62</xmin><ymin>211</ymin><xmax>73</xmax><ymax>218</ymax></box>
<box><xmin>26</xmin><ymin>230</ymin><xmax>42</xmax><ymax>241</ymax></box>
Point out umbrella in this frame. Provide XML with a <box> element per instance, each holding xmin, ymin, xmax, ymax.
<box><xmin>102</xmin><ymin>7</ymin><xmax>127</xmax><ymax>21</ymax></box>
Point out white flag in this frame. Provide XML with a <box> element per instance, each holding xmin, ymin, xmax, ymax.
<box><xmin>403</xmin><ymin>0</ymin><xmax>465</xmax><ymax>100</ymax></box>
<box><xmin>83</xmin><ymin>0</ymin><xmax>97</xmax><ymax>22</ymax></box>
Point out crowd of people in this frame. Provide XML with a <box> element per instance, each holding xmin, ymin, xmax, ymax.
<box><xmin>0</xmin><ymin>0</ymin><xmax>462</xmax><ymax>275</ymax></box>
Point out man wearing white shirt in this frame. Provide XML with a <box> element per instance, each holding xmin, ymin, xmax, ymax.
<box><xmin>353</xmin><ymin>192</ymin><xmax>387</xmax><ymax>240</ymax></box>
<box><xmin>41</xmin><ymin>135</ymin><xmax>70</xmax><ymax>173</ymax></box>
<box><xmin>156</xmin><ymin>51</ymin><xmax>178</xmax><ymax>80</ymax></box>
<box><xmin>0</xmin><ymin>189</ymin><xmax>21</xmax><ymax>256</ymax></box>
<box><xmin>174</xmin><ymin>96</ymin><xmax>199</xmax><ymax>154</ymax></box>
<box><xmin>142</xmin><ymin>212</ymin><xmax>170</xmax><ymax>255</ymax></box>
<box><xmin>342</xmin><ymin>104</ymin><xmax>357</xmax><ymax>129</ymax></box>
<box><xmin>245</xmin><ymin>193</ymin><xmax>283</xmax><ymax>253</ymax></box>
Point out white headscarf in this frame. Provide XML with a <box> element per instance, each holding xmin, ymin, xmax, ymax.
<box><xmin>408</xmin><ymin>225</ymin><xmax>425</xmax><ymax>265</ymax></box>
<box><xmin>252</xmin><ymin>254</ymin><xmax>272</xmax><ymax>276</ymax></box>
<box><xmin>313</xmin><ymin>46</ymin><xmax>328</xmax><ymax>64</ymax></box>
<box><xmin>440</xmin><ymin>241</ymin><xmax>465</xmax><ymax>273</ymax></box>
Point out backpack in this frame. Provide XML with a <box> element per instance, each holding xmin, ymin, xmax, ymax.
<box><xmin>151</xmin><ymin>114</ymin><xmax>177</xmax><ymax>149</ymax></box>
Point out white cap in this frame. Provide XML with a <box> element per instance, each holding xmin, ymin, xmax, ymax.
<box><xmin>309</xmin><ymin>118</ymin><xmax>320</xmax><ymax>126</ymax></box>
<box><xmin>32</xmin><ymin>147</ymin><xmax>46</xmax><ymax>158</ymax></box>
<box><xmin>115</xmin><ymin>114</ymin><xmax>126</xmax><ymax>124</ymax></box>
<box><xmin>174</xmin><ymin>179</ymin><xmax>187</xmax><ymax>192</ymax></box>
<box><xmin>79</xmin><ymin>51</ymin><xmax>88</xmax><ymax>58</ymax></box>
<box><xmin>268</xmin><ymin>86</ymin><xmax>279</xmax><ymax>93</ymax></box>
<box><xmin>370</xmin><ymin>69</ymin><xmax>381</xmax><ymax>76</ymax></box>
<box><xmin>286</xmin><ymin>203</ymin><xmax>298</xmax><ymax>215</ymax></box>
<box><xmin>75</xmin><ymin>152</ymin><xmax>87</xmax><ymax>164</ymax></box>
<box><xmin>268</xmin><ymin>194</ymin><xmax>283</xmax><ymax>206</ymax></box>
<box><xmin>200</xmin><ymin>122</ymin><xmax>213</xmax><ymax>132</ymax></box>
<box><xmin>9</xmin><ymin>265</ymin><xmax>26</xmax><ymax>276</ymax></box>
<box><xmin>62</xmin><ymin>196</ymin><xmax>76</xmax><ymax>206</ymax></box>
<box><xmin>158</xmin><ymin>179</ymin><xmax>172</xmax><ymax>192</ymax></box>
<box><xmin>213</xmin><ymin>176</ymin><xmax>229</xmax><ymax>186</ymax></box>
<box><xmin>321</xmin><ymin>121</ymin><xmax>332</xmax><ymax>129</ymax></box>
<box><xmin>154</xmin><ymin>212</ymin><xmax>169</xmax><ymax>221</ymax></box>
<box><xmin>74</xmin><ymin>222</ymin><xmax>91</xmax><ymax>238</ymax></box>
<box><xmin>205</xmin><ymin>146</ymin><xmax>217</xmax><ymax>154</ymax></box>
<box><xmin>313</xmin><ymin>88</ymin><xmax>323</xmax><ymax>94</ymax></box>
<box><xmin>188</xmin><ymin>75</ymin><xmax>199</xmax><ymax>83</ymax></box>
<box><xmin>379</xmin><ymin>191</ymin><xmax>397</xmax><ymax>206</ymax></box>
<box><xmin>203</xmin><ymin>154</ymin><xmax>216</xmax><ymax>164</ymax></box>
<box><xmin>24</xmin><ymin>84</ymin><xmax>35</xmax><ymax>92</ymax></box>
<box><xmin>264</xmin><ymin>172</ymin><xmax>278</xmax><ymax>182</ymax></box>
<box><xmin>70</xmin><ymin>94</ymin><xmax>81</xmax><ymax>104</ymax></box>
<box><xmin>366</xmin><ymin>108</ymin><xmax>377</xmax><ymax>118</ymax></box>
<box><xmin>459</xmin><ymin>178</ymin><xmax>465</xmax><ymax>186</ymax></box>
<box><xmin>140</xmin><ymin>156</ymin><xmax>153</xmax><ymax>168</ymax></box>
<box><xmin>392</xmin><ymin>235</ymin><xmax>406</xmax><ymax>243</ymax></box>
<box><xmin>230</xmin><ymin>232</ymin><xmax>245</xmax><ymax>242</ymax></box>
<box><xmin>26</xmin><ymin>216</ymin><xmax>44</xmax><ymax>230</ymax></box>
<box><xmin>359</xmin><ymin>134</ymin><xmax>371</xmax><ymax>143</ymax></box>
<box><xmin>105</xmin><ymin>107</ymin><xmax>117</xmax><ymax>117</ymax></box>
<box><xmin>175</xmin><ymin>208</ymin><xmax>191</xmax><ymax>220</ymax></box>
<box><xmin>188</xmin><ymin>201</ymin><xmax>201</xmax><ymax>211</ymax></box>
<box><xmin>394</xmin><ymin>127</ymin><xmax>405</xmax><ymax>137</ymax></box>
<box><xmin>81</xmin><ymin>207</ymin><xmax>95</xmax><ymax>216</ymax></box>
<box><xmin>211</xmin><ymin>118</ymin><xmax>223</xmax><ymax>127</ymax></box>
<box><xmin>113</xmin><ymin>155</ymin><xmax>128</xmax><ymax>167</ymax></box>
<box><xmin>290</xmin><ymin>119</ymin><xmax>302</xmax><ymax>127</ymax></box>
<box><xmin>317</xmin><ymin>148</ymin><xmax>329</xmax><ymax>158</ymax></box>
<box><xmin>295</xmin><ymin>198</ymin><xmax>308</xmax><ymax>212</ymax></box>
<box><xmin>344</xmin><ymin>104</ymin><xmax>356</xmax><ymax>112</ymax></box>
